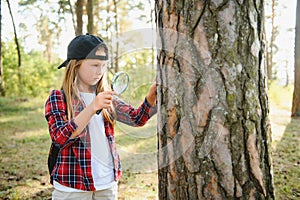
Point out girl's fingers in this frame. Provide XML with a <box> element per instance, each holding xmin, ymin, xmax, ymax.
<box><xmin>94</xmin><ymin>91</ymin><xmax>114</xmax><ymax>111</ymax></box>
<box><xmin>98</xmin><ymin>91</ymin><xmax>113</xmax><ymax>99</ymax></box>
<box><xmin>106</xmin><ymin>94</ymin><xmax>114</xmax><ymax>99</ymax></box>
<box><xmin>104</xmin><ymin>100</ymin><xmax>112</xmax><ymax>104</ymax></box>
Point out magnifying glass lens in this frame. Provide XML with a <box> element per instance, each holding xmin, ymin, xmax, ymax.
<box><xmin>112</xmin><ymin>72</ymin><xmax>129</xmax><ymax>95</ymax></box>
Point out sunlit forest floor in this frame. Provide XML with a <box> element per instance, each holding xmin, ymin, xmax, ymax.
<box><xmin>268</xmin><ymin>84</ymin><xmax>300</xmax><ymax>199</ymax></box>
<box><xmin>0</xmin><ymin>84</ymin><xmax>299</xmax><ymax>199</ymax></box>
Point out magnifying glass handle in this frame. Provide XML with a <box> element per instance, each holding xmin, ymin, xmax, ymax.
<box><xmin>96</xmin><ymin>109</ymin><xmax>102</xmax><ymax>115</ymax></box>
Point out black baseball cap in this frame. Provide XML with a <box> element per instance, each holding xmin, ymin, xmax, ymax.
<box><xmin>57</xmin><ymin>33</ymin><xmax>108</xmax><ymax>69</ymax></box>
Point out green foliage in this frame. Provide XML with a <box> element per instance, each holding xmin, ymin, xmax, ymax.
<box><xmin>2</xmin><ymin>41</ymin><xmax>63</xmax><ymax>98</ymax></box>
<box><xmin>2</xmin><ymin>42</ymin><xmax>19</xmax><ymax>95</ymax></box>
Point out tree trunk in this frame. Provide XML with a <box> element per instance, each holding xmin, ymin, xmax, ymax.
<box><xmin>156</xmin><ymin>0</ymin><xmax>275</xmax><ymax>199</ymax></box>
<box><xmin>75</xmin><ymin>0</ymin><xmax>84</xmax><ymax>35</ymax></box>
<box><xmin>105</xmin><ymin>0</ymin><xmax>115</xmax><ymax>71</ymax></box>
<box><xmin>6</xmin><ymin>0</ymin><xmax>21</xmax><ymax>93</ymax></box>
<box><xmin>68</xmin><ymin>0</ymin><xmax>77</xmax><ymax>34</ymax></box>
<box><xmin>285</xmin><ymin>60</ymin><xmax>290</xmax><ymax>87</ymax></box>
<box><xmin>148</xmin><ymin>0</ymin><xmax>155</xmax><ymax>70</ymax></box>
<box><xmin>87</xmin><ymin>0</ymin><xmax>94</xmax><ymax>34</ymax></box>
<box><xmin>112</xmin><ymin>0</ymin><xmax>119</xmax><ymax>72</ymax></box>
<box><xmin>37</xmin><ymin>16</ymin><xmax>53</xmax><ymax>63</ymax></box>
<box><xmin>0</xmin><ymin>0</ymin><xmax>5</xmax><ymax>96</ymax></box>
<box><xmin>292</xmin><ymin>0</ymin><xmax>300</xmax><ymax>117</ymax></box>
<box><xmin>95</xmin><ymin>0</ymin><xmax>100</xmax><ymax>34</ymax></box>
<box><xmin>266</xmin><ymin>0</ymin><xmax>276</xmax><ymax>81</ymax></box>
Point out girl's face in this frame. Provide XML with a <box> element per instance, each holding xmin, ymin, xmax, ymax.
<box><xmin>77</xmin><ymin>59</ymin><xmax>106</xmax><ymax>92</ymax></box>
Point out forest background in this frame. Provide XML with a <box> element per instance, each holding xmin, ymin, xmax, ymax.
<box><xmin>0</xmin><ymin>0</ymin><xmax>299</xmax><ymax>199</ymax></box>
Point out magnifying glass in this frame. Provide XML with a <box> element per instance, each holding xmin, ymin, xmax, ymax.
<box><xmin>96</xmin><ymin>71</ymin><xmax>129</xmax><ymax>115</ymax></box>
<box><xmin>111</xmin><ymin>71</ymin><xmax>130</xmax><ymax>95</ymax></box>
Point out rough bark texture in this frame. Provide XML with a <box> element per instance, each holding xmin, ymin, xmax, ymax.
<box><xmin>155</xmin><ymin>0</ymin><xmax>275</xmax><ymax>199</ymax></box>
<box><xmin>292</xmin><ymin>0</ymin><xmax>300</xmax><ymax>117</ymax></box>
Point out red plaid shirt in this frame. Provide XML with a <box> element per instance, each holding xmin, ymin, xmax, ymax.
<box><xmin>45</xmin><ymin>90</ymin><xmax>156</xmax><ymax>191</ymax></box>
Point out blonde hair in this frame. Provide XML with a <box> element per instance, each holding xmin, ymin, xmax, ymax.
<box><xmin>61</xmin><ymin>59</ymin><xmax>115</xmax><ymax>125</ymax></box>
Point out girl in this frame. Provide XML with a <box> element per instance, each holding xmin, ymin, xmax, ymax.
<box><xmin>45</xmin><ymin>34</ymin><xmax>157</xmax><ymax>200</ymax></box>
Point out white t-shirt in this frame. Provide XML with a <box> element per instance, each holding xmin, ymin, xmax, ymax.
<box><xmin>54</xmin><ymin>92</ymin><xmax>115</xmax><ymax>192</ymax></box>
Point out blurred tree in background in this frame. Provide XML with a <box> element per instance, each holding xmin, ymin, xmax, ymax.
<box><xmin>265</xmin><ymin>0</ymin><xmax>279</xmax><ymax>81</ymax></box>
<box><xmin>292</xmin><ymin>0</ymin><xmax>300</xmax><ymax>117</ymax></box>
<box><xmin>0</xmin><ymin>0</ymin><xmax>5</xmax><ymax>96</ymax></box>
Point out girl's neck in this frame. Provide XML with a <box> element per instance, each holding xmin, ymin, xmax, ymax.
<box><xmin>78</xmin><ymin>85</ymin><xmax>96</xmax><ymax>93</ymax></box>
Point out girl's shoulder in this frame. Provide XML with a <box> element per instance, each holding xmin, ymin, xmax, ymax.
<box><xmin>45</xmin><ymin>89</ymin><xmax>68</xmax><ymax>114</ymax></box>
<box><xmin>47</xmin><ymin>89</ymin><xmax>65</xmax><ymax>103</ymax></box>
<box><xmin>49</xmin><ymin>89</ymin><xmax>63</xmax><ymax>95</ymax></box>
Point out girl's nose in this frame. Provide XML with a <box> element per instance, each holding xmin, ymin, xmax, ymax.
<box><xmin>96</xmin><ymin>66</ymin><xmax>103</xmax><ymax>75</ymax></box>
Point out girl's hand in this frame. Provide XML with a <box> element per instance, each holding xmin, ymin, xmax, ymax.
<box><xmin>146</xmin><ymin>81</ymin><xmax>157</xmax><ymax>106</ymax></box>
<box><xmin>93</xmin><ymin>91</ymin><xmax>115</xmax><ymax>112</ymax></box>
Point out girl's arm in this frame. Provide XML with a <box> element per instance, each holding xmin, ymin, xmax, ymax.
<box><xmin>72</xmin><ymin>90</ymin><xmax>114</xmax><ymax>138</ymax></box>
<box><xmin>145</xmin><ymin>81</ymin><xmax>157</xmax><ymax>106</ymax></box>
<box><xmin>45</xmin><ymin>90</ymin><xmax>78</xmax><ymax>146</ymax></box>
<box><xmin>114</xmin><ymin>82</ymin><xmax>157</xmax><ymax>126</ymax></box>
<box><xmin>45</xmin><ymin>90</ymin><xmax>114</xmax><ymax>145</ymax></box>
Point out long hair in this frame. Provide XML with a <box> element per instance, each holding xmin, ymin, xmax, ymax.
<box><xmin>61</xmin><ymin>59</ymin><xmax>116</xmax><ymax>125</ymax></box>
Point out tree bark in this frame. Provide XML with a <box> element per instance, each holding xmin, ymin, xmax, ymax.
<box><xmin>75</xmin><ymin>0</ymin><xmax>84</xmax><ymax>35</ymax></box>
<box><xmin>87</xmin><ymin>0</ymin><xmax>94</xmax><ymax>34</ymax></box>
<box><xmin>292</xmin><ymin>0</ymin><xmax>300</xmax><ymax>117</ymax></box>
<box><xmin>156</xmin><ymin>0</ymin><xmax>275</xmax><ymax>199</ymax></box>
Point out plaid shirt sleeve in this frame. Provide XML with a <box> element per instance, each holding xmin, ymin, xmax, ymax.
<box><xmin>113</xmin><ymin>97</ymin><xmax>157</xmax><ymax>126</ymax></box>
<box><xmin>45</xmin><ymin>90</ymin><xmax>78</xmax><ymax>147</ymax></box>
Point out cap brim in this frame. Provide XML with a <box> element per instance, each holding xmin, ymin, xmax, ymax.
<box><xmin>57</xmin><ymin>59</ymin><xmax>70</xmax><ymax>69</ymax></box>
